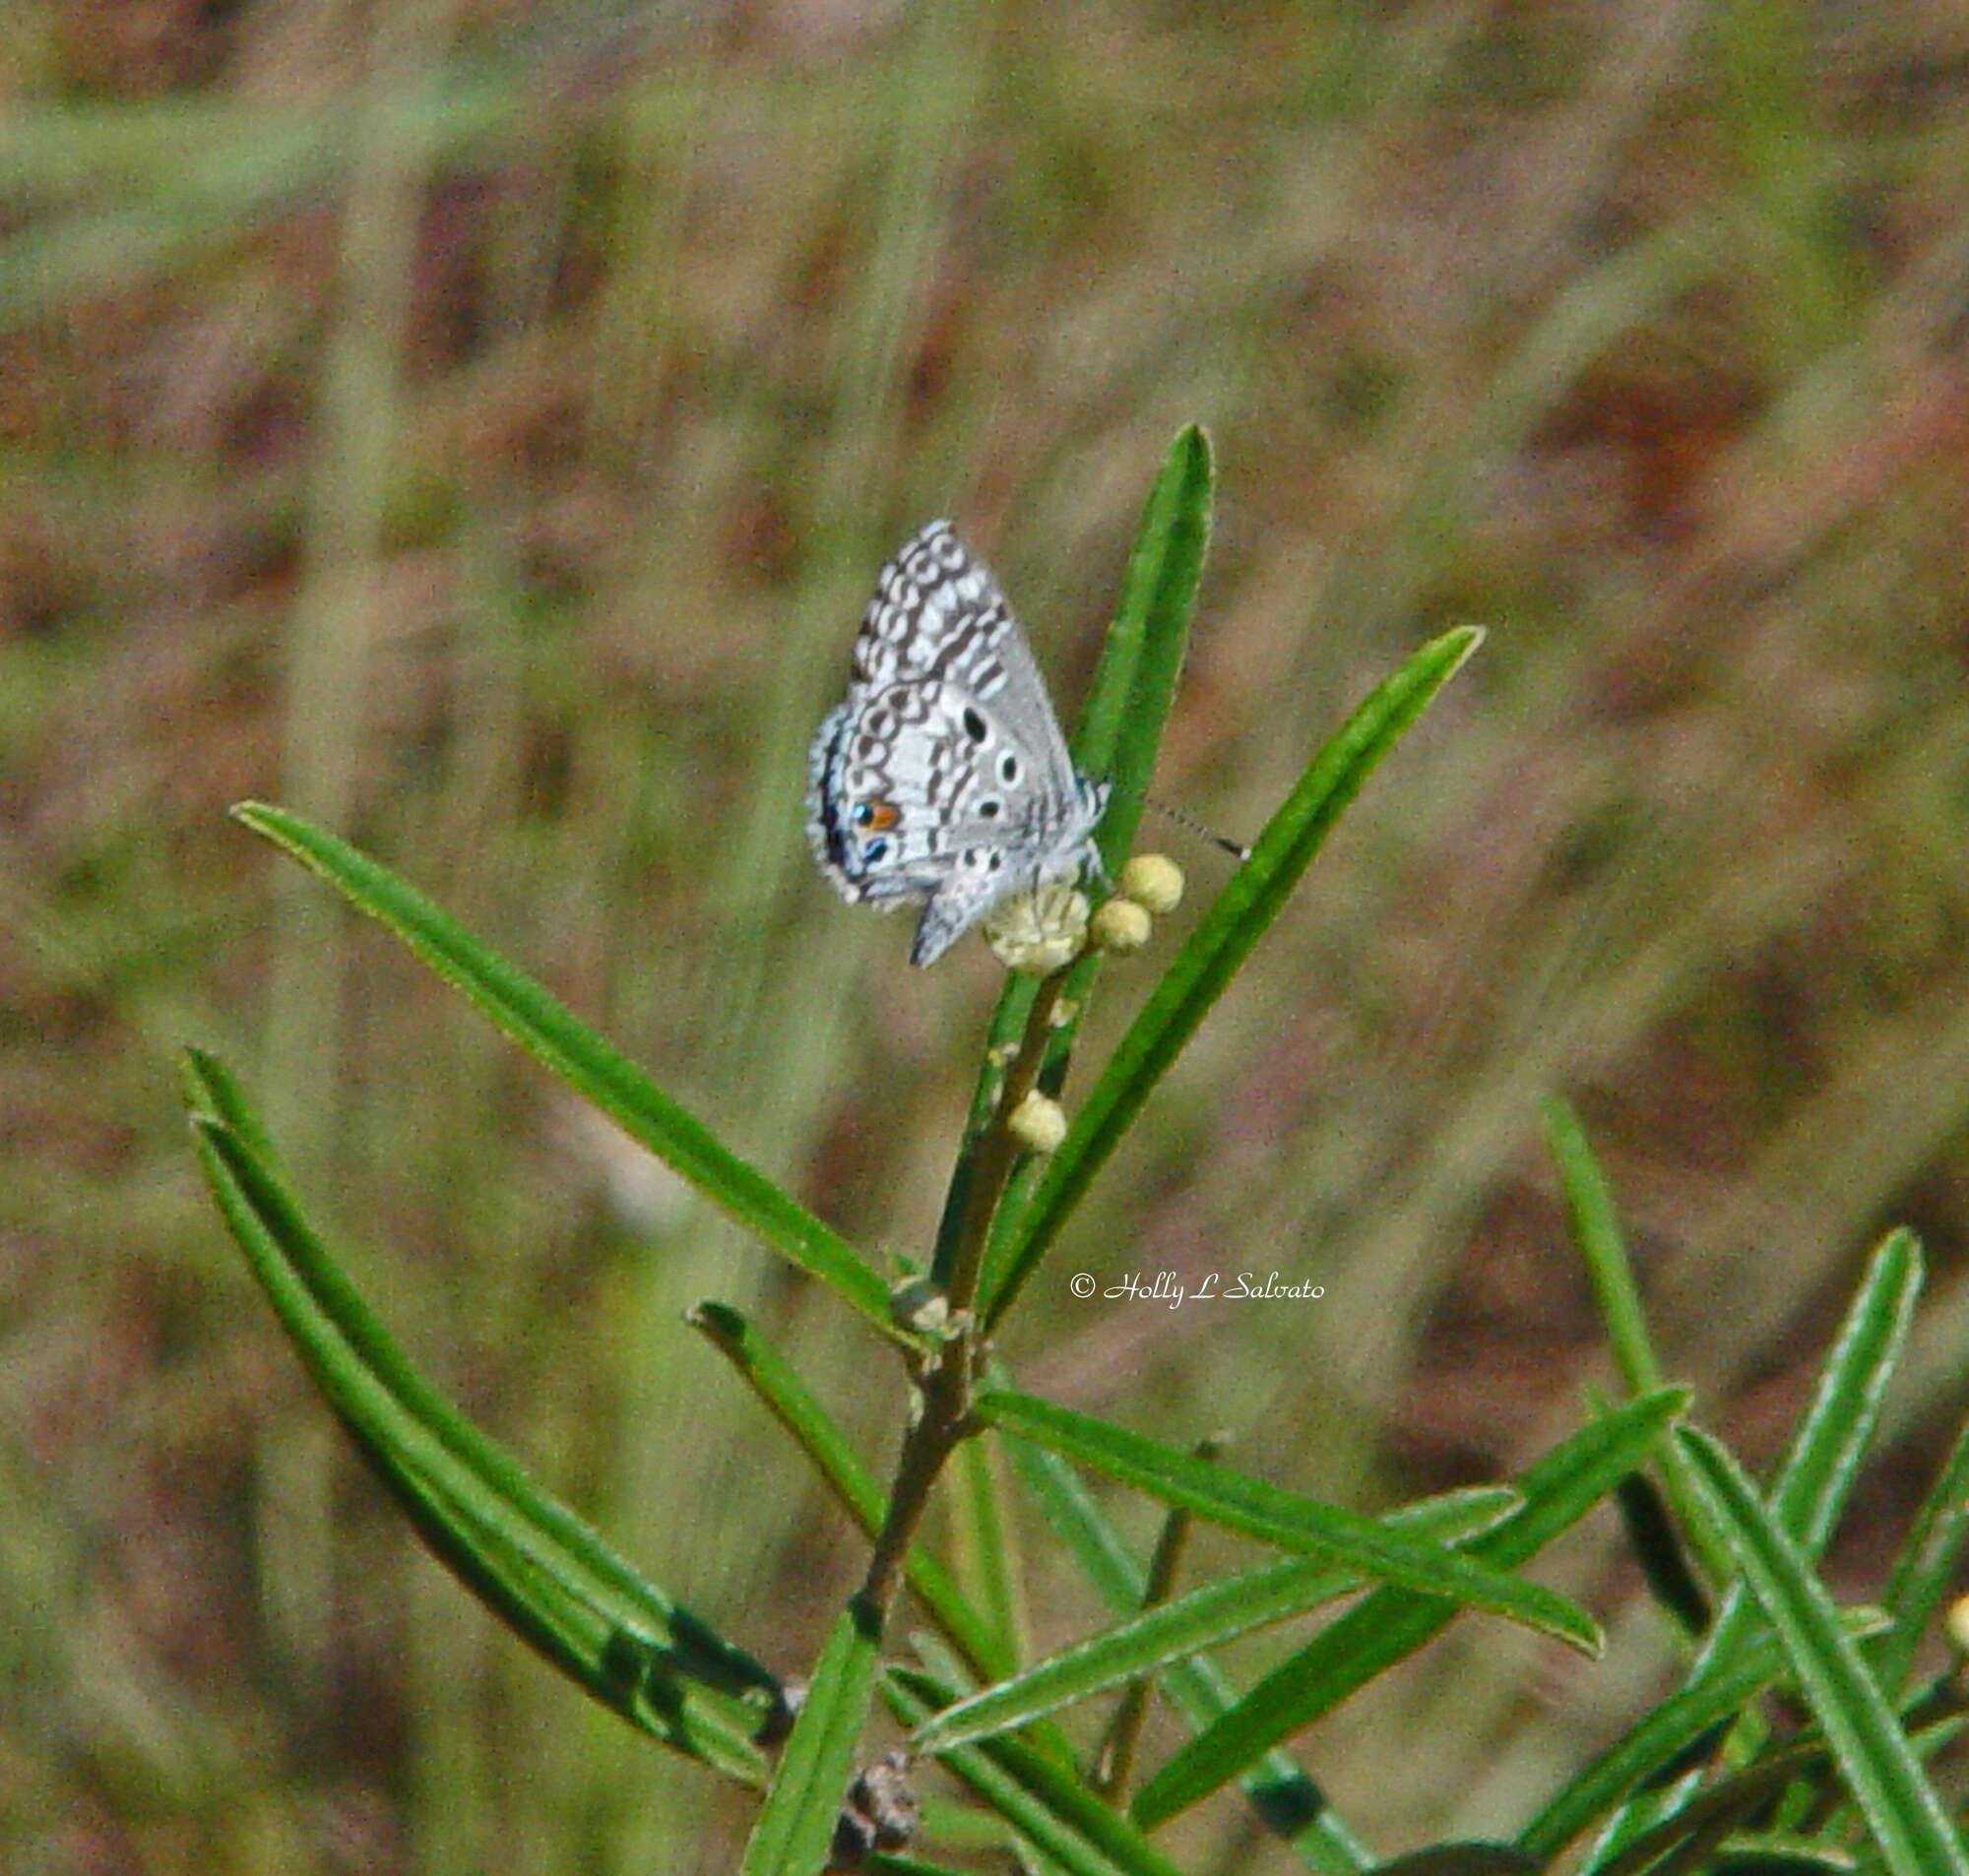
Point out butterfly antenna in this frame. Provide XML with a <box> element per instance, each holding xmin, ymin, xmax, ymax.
<box><xmin>1147</xmin><ymin>797</ymin><xmax>1250</xmax><ymax>862</ymax></box>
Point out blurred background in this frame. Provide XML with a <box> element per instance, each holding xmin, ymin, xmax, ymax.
<box><xmin>6</xmin><ymin>1</ymin><xmax>1969</xmax><ymax>1870</ymax></box>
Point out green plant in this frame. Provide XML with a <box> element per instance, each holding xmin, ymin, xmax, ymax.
<box><xmin>183</xmin><ymin>429</ymin><xmax>1969</xmax><ymax>1874</ymax></box>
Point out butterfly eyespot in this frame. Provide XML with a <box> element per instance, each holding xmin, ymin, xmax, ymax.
<box><xmin>853</xmin><ymin>799</ymin><xmax>901</xmax><ymax>831</ymax></box>
<box><xmin>978</xmin><ymin>799</ymin><xmax>1001</xmax><ymax>819</ymax></box>
<box><xmin>961</xmin><ymin>706</ymin><xmax>988</xmax><ymax>743</ymax></box>
<box><xmin>998</xmin><ymin>753</ymin><xmax>1020</xmax><ymax>782</ymax></box>
<box><xmin>863</xmin><ymin>838</ymin><xmax>890</xmax><ymax>862</ymax></box>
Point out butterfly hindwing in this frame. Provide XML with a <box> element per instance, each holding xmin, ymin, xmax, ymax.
<box><xmin>805</xmin><ymin>523</ymin><xmax>1110</xmax><ymax>966</ymax></box>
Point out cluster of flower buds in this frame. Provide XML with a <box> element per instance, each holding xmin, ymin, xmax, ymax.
<box><xmin>984</xmin><ymin>852</ymin><xmax>1186</xmax><ymax>977</ymax></box>
<box><xmin>989</xmin><ymin>854</ymin><xmax>1190</xmax><ymax>1154</ymax></box>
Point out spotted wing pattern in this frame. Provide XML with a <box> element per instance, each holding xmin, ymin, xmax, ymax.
<box><xmin>805</xmin><ymin>521</ymin><xmax>1109</xmax><ymax>966</ymax></box>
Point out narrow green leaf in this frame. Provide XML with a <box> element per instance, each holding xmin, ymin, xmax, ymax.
<box><xmin>1544</xmin><ymin>1095</ymin><xmax>1734</xmax><ymax>1594</ymax></box>
<box><xmin>1759</xmin><ymin>1224</ymin><xmax>1922</xmax><ymax>1548</ymax></box>
<box><xmin>187</xmin><ymin>1055</ymin><xmax>769</xmax><ymax>1691</ymax></box>
<box><xmin>1675</xmin><ymin>1427</ymin><xmax>1969</xmax><ymax>1876</ymax></box>
<box><xmin>936</xmin><ymin>424</ymin><xmax>1214</xmax><ymax>1276</ymax></box>
<box><xmin>1690</xmin><ymin>1229</ymin><xmax>1922</xmax><ymax>1684</ymax></box>
<box><xmin>985</xmin><ymin>626</ymin><xmax>1484</xmax><ymax>1327</ymax></box>
<box><xmin>969</xmin><ymin>424</ymin><xmax>1219</xmax><ymax>1285</ymax></box>
<box><xmin>914</xmin><ymin>1490</ymin><xmax>1515</xmax><ymax>1753</ymax></box>
<box><xmin>1871</xmin><ymin>1413</ymin><xmax>1969</xmax><ymax>1695</ymax></box>
<box><xmin>950</xmin><ymin>1432</ymin><xmax>1027</xmax><ymax>1672</ymax></box>
<box><xmin>1589</xmin><ymin>1230</ymin><xmax>1925</xmax><ymax>1858</ymax></box>
<box><xmin>685</xmin><ymin>1311</ymin><xmax>1093</xmax><ymax>1781</ymax></box>
<box><xmin>181</xmin><ymin>1044</ymin><xmax>283</xmax><ymax>1163</ymax></box>
<box><xmin>1697</xmin><ymin>1841</ymin><xmax>1861</xmax><ymax>1874</ymax></box>
<box><xmin>978</xmin><ymin>1390</ymin><xmax>1593</xmax><ymax>1651</ymax></box>
<box><xmin>1541</xmin><ymin>1097</ymin><xmax>1665</xmax><ymax>1394</ymax></box>
<box><xmin>686</xmin><ymin>1302</ymin><xmax>1011</xmax><ymax>1687</ymax></box>
<box><xmin>1587</xmin><ymin>1738</ymin><xmax>1839</xmax><ymax>1876</ymax></box>
<box><xmin>183</xmin><ymin>1057</ymin><xmax>771</xmax><ymax>1782</ymax></box>
<box><xmin>1516</xmin><ymin>1611</ymin><xmax>1890</xmax><ymax>1862</ymax></box>
<box><xmin>1077</xmin><ymin>421</ymin><xmax>1215</xmax><ymax>865</ymax></box>
<box><xmin>1006</xmin><ymin>1431</ymin><xmax>1368</xmax><ymax>1869</ymax></box>
<box><xmin>888</xmin><ymin>1668</ymin><xmax>1189</xmax><ymax>1876</ymax></box>
<box><xmin>742</xmin><ymin>1596</ymin><xmax>884</xmax><ymax>1876</ymax></box>
<box><xmin>230</xmin><ymin>801</ymin><xmax>899</xmax><ymax>1340</ymax></box>
<box><xmin>1129</xmin><ymin>1389</ymin><xmax>1686</xmax><ymax>1829</ymax></box>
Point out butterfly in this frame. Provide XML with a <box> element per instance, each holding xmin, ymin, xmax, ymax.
<box><xmin>805</xmin><ymin>521</ymin><xmax>1109</xmax><ymax>966</ymax></box>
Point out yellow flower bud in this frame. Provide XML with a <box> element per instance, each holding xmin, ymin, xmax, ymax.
<box><xmin>1118</xmin><ymin>852</ymin><xmax>1184</xmax><ymax>913</ymax></box>
<box><xmin>982</xmin><ymin>881</ymin><xmax>1090</xmax><ymax>975</ymax></box>
<box><xmin>1091</xmin><ymin>897</ymin><xmax>1152</xmax><ymax>954</ymax></box>
<box><xmin>1007</xmin><ymin>1090</ymin><xmax>1067</xmax><ymax>1154</ymax></box>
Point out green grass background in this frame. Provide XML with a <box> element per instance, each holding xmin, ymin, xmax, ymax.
<box><xmin>4</xmin><ymin>2</ymin><xmax>1968</xmax><ymax>1870</ymax></box>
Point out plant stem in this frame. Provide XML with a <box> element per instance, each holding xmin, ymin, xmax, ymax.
<box><xmin>938</xmin><ymin>970</ymin><xmax>1065</xmax><ymax>1314</ymax></box>
<box><xmin>1092</xmin><ymin>1435</ymin><xmax>1214</xmax><ymax>1799</ymax></box>
<box><xmin>860</xmin><ymin>968</ymin><xmax>1068</xmax><ymax>1618</ymax></box>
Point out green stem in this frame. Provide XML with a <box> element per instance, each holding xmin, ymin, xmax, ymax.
<box><xmin>860</xmin><ymin>967</ymin><xmax>1068</xmax><ymax>1618</ymax></box>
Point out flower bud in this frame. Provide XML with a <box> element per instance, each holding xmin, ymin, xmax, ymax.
<box><xmin>1091</xmin><ymin>897</ymin><xmax>1152</xmax><ymax>954</ymax></box>
<box><xmin>1119</xmin><ymin>852</ymin><xmax>1184</xmax><ymax>913</ymax></box>
<box><xmin>983</xmin><ymin>881</ymin><xmax>1089</xmax><ymax>975</ymax></box>
<box><xmin>1007</xmin><ymin>1090</ymin><xmax>1067</xmax><ymax>1154</ymax></box>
